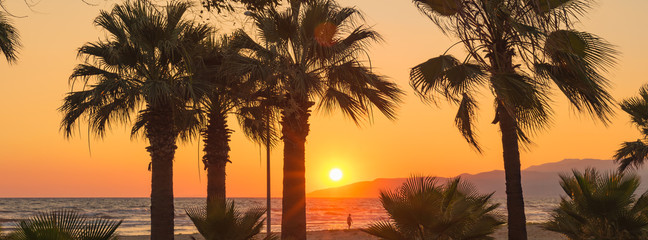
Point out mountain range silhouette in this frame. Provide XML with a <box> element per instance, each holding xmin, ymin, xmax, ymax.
<box><xmin>308</xmin><ymin>159</ymin><xmax>648</xmax><ymax>198</ymax></box>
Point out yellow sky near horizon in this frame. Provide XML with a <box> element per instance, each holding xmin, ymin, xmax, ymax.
<box><xmin>0</xmin><ymin>0</ymin><xmax>646</xmax><ymax>197</ymax></box>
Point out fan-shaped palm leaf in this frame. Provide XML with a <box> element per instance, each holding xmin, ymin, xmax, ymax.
<box><xmin>186</xmin><ymin>200</ymin><xmax>276</xmax><ymax>240</ymax></box>
<box><xmin>364</xmin><ymin>176</ymin><xmax>503</xmax><ymax>240</ymax></box>
<box><xmin>615</xmin><ymin>84</ymin><xmax>648</xmax><ymax>171</ymax></box>
<box><xmin>7</xmin><ymin>210</ymin><xmax>121</xmax><ymax>240</ymax></box>
<box><xmin>0</xmin><ymin>10</ymin><xmax>20</xmax><ymax>63</ymax></box>
<box><xmin>545</xmin><ymin>169</ymin><xmax>648</xmax><ymax>239</ymax></box>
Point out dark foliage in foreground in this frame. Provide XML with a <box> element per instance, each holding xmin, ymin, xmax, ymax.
<box><xmin>546</xmin><ymin>169</ymin><xmax>648</xmax><ymax>239</ymax></box>
<box><xmin>6</xmin><ymin>210</ymin><xmax>121</xmax><ymax>240</ymax></box>
<box><xmin>186</xmin><ymin>199</ymin><xmax>278</xmax><ymax>240</ymax></box>
<box><xmin>364</xmin><ymin>176</ymin><xmax>503</xmax><ymax>240</ymax></box>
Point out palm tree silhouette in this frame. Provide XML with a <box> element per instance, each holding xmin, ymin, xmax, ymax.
<box><xmin>231</xmin><ymin>1</ymin><xmax>404</xmax><ymax>238</ymax></box>
<box><xmin>195</xmin><ymin>35</ymin><xmax>280</xmax><ymax>211</ymax></box>
<box><xmin>0</xmin><ymin>9</ymin><xmax>20</xmax><ymax>63</ymax></box>
<box><xmin>546</xmin><ymin>169</ymin><xmax>648</xmax><ymax>239</ymax></box>
<box><xmin>409</xmin><ymin>0</ymin><xmax>617</xmax><ymax>238</ymax></box>
<box><xmin>59</xmin><ymin>1</ymin><xmax>213</xmax><ymax>238</ymax></box>
<box><xmin>615</xmin><ymin>84</ymin><xmax>648</xmax><ymax>171</ymax></box>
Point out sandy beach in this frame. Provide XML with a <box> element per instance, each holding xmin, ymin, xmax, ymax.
<box><xmin>120</xmin><ymin>224</ymin><xmax>566</xmax><ymax>240</ymax></box>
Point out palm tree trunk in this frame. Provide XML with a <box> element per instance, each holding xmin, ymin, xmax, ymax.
<box><xmin>203</xmin><ymin>109</ymin><xmax>231</xmax><ymax>210</ymax></box>
<box><xmin>280</xmin><ymin>101</ymin><xmax>313</xmax><ymax>240</ymax></box>
<box><xmin>497</xmin><ymin>103</ymin><xmax>528</xmax><ymax>240</ymax></box>
<box><xmin>146</xmin><ymin>108</ymin><xmax>178</xmax><ymax>240</ymax></box>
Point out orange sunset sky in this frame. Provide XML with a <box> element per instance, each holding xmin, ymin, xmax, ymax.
<box><xmin>0</xmin><ymin>0</ymin><xmax>646</xmax><ymax>198</ymax></box>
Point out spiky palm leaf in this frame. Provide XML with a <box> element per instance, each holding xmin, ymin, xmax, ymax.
<box><xmin>186</xmin><ymin>200</ymin><xmax>276</xmax><ymax>240</ymax></box>
<box><xmin>615</xmin><ymin>85</ymin><xmax>648</xmax><ymax>171</ymax></box>
<box><xmin>545</xmin><ymin>169</ymin><xmax>648</xmax><ymax>239</ymax></box>
<box><xmin>363</xmin><ymin>176</ymin><xmax>503</xmax><ymax>240</ymax></box>
<box><xmin>7</xmin><ymin>210</ymin><xmax>121</xmax><ymax>240</ymax></box>
<box><xmin>0</xmin><ymin>10</ymin><xmax>20</xmax><ymax>63</ymax></box>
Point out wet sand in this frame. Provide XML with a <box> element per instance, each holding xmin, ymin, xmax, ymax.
<box><xmin>120</xmin><ymin>223</ymin><xmax>566</xmax><ymax>240</ymax></box>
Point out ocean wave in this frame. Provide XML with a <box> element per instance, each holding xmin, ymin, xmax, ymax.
<box><xmin>0</xmin><ymin>197</ymin><xmax>558</xmax><ymax>236</ymax></box>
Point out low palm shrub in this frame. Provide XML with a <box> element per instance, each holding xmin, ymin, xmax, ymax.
<box><xmin>186</xmin><ymin>199</ymin><xmax>276</xmax><ymax>240</ymax></box>
<box><xmin>363</xmin><ymin>176</ymin><xmax>503</xmax><ymax>240</ymax></box>
<box><xmin>546</xmin><ymin>168</ymin><xmax>648</xmax><ymax>239</ymax></box>
<box><xmin>6</xmin><ymin>210</ymin><xmax>121</xmax><ymax>240</ymax></box>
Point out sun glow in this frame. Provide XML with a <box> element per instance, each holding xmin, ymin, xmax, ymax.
<box><xmin>329</xmin><ymin>168</ymin><xmax>343</xmax><ymax>181</ymax></box>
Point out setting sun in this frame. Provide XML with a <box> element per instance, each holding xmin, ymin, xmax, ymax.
<box><xmin>329</xmin><ymin>168</ymin><xmax>343</xmax><ymax>181</ymax></box>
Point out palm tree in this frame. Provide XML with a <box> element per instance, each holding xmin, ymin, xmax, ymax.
<box><xmin>363</xmin><ymin>176</ymin><xmax>503</xmax><ymax>240</ymax></box>
<box><xmin>232</xmin><ymin>1</ymin><xmax>404</xmax><ymax>238</ymax></box>
<box><xmin>195</xmin><ymin>36</ymin><xmax>280</xmax><ymax>209</ymax></box>
<box><xmin>0</xmin><ymin>8</ymin><xmax>20</xmax><ymax>63</ymax></box>
<box><xmin>546</xmin><ymin>169</ymin><xmax>648</xmax><ymax>239</ymax></box>
<box><xmin>7</xmin><ymin>210</ymin><xmax>122</xmax><ymax>240</ymax></box>
<box><xmin>186</xmin><ymin>199</ymin><xmax>278</xmax><ymax>240</ymax></box>
<box><xmin>195</xmin><ymin>37</ymin><xmax>236</xmax><ymax>205</ymax></box>
<box><xmin>614</xmin><ymin>84</ymin><xmax>648</xmax><ymax>171</ymax></box>
<box><xmin>408</xmin><ymin>1</ymin><xmax>617</xmax><ymax>238</ymax></box>
<box><xmin>59</xmin><ymin>1</ymin><xmax>212</xmax><ymax>239</ymax></box>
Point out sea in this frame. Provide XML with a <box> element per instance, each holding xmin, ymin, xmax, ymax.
<box><xmin>0</xmin><ymin>197</ymin><xmax>559</xmax><ymax>236</ymax></box>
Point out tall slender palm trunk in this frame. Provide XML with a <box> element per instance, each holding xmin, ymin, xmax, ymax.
<box><xmin>489</xmin><ymin>29</ymin><xmax>528</xmax><ymax>238</ymax></box>
<box><xmin>203</xmin><ymin>109</ymin><xmax>231</xmax><ymax>210</ymax></box>
<box><xmin>146</xmin><ymin>108</ymin><xmax>178</xmax><ymax>240</ymax></box>
<box><xmin>280</xmin><ymin>101</ymin><xmax>312</xmax><ymax>240</ymax></box>
<box><xmin>498</xmin><ymin>104</ymin><xmax>528</xmax><ymax>240</ymax></box>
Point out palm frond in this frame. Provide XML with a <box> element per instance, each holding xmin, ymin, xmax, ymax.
<box><xmin>363</xmin><ymin>220</ymin><xmax>409</xmax><ymax>240</ymax></box>
<box><xmin>614</xmin><ymin>84</ymin><xmax>648</xmax><ymax>171</ymax></box>
<box><xmin>409</xmin><ymin>0</ymin><xmax>616</xmax><ymax>153</ymax></box>
<box><xmin>620</xmin><ymin>85</ymin><xmax>648</xmax><ymax>133</ymax></box>
<box><xmin>491</xmin><ymin>72</ymin><xmax>553</xmax><ymax>142</ymax></box>
<box><xmin>186</xmin><ymin>200</ymin><xmax>266</xmax><ymax>240</ymax></box>
<box><xmin>455</xmin><ymin>93</ymin><xmax>481</xmax><ymax>152</ymax></box>
<box><xmin>8</xmin><ymin>210</ymin><xmax>121</xmax><ymax>240</ymax></box>
<box><xmin>366</xmin><ymin>176</ymin><xmax>503</xmax><ymax>240</ymax></box>
<box><xmin>61</xmin><ymin>0</ymin><xmax>214</xmax><ymax>142</ymax></box>
<box><xmin>537</xmin><ymin>30</ymin><xmax>617</xmax><ymax>123</ymax></box>
<box><xmin>0</xmin><ymin>10</ymin><xmax>20</xmax><ymax>63</ymax></box>
<box><xmin>546</xmin><ymin>169</ymin><xmax>648</xmax><ymax>239</ymax></box>
<box><xmin>615</xmin><ymin>140</ymin><xmax>648</xmax><ymax>172</ymax></box>
<box><xmin>238</xmin><ymin>0</ymin><xmax>402</xmax><ymax>127</ymax></box>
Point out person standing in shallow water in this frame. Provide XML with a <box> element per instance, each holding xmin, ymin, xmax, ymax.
<box><xmin>347</xmin><ymin>214</ymin><xmax>352</xmax><ymax>229</ymax></box>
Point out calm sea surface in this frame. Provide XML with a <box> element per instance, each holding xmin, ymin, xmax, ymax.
<box><xmin>0</xmin><ymin>197</ymin><xmax>559</xmax><ymax>236</ymax></box>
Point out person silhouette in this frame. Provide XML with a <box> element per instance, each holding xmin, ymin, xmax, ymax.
<box><xmin>347</xmin><ymin>213</ymin><xmax>352</xmax><ymax>230</ymax></box>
